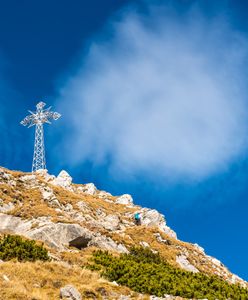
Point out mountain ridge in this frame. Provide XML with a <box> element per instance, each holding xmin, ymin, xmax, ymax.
<box><xmin>0</xmin><ymin>167</ymin><xmax>247</xmax><ymax>299</ymax></box>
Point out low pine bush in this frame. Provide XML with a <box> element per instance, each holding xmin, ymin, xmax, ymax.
<box><xmin>0</xmin><ymin>234</ymin><xmax>49</xmax><ymax>262</ymax></box>
<box><xmin>90</xmin><ymin>247</ymin><xmax>248</xmax><ymax>300</ymax></box>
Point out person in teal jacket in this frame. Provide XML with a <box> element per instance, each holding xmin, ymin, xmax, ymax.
<box><xmin>134</xmin><ymin>212</ymin><xmax>141</xmax><ymax>225</ymax></box>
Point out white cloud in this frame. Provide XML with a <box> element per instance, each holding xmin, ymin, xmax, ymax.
<box><xmin>56</xmin><ymin>4</ymin><xmax>248</xmax><ymax>181</ymax></box>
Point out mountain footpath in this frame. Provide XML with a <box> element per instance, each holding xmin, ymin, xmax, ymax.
<box><xmin>0</xmin><ymin>167</ymin><xmax>247</xmax><ymax>299</ymax></box>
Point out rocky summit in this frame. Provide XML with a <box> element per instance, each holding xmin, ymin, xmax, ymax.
<box><xmin>0</xmin><ymin>167</ymin><xmax>247</xmax><ymax>300</ymax></box>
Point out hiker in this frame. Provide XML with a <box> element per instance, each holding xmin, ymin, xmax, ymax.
<box><xmin>134</xmin><ymin>212</ymin><xmax>141</xmax><ymax>225</ymax></box>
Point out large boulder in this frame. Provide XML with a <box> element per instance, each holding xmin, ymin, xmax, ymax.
<box><xmin>27</xmin><ymin>223</ymin><xmax>93</xmax><ymax>251</ymax></box>
<box><xmin>0</xmin><ymin>213</ymin><xmax>32</xmax><ymax>234</ymax></box>
<box><xmin>140</xmin><ymin>208</ymin><xmax>177</xmax><ymax>239</ymax></box>
<box><xmin>0</xmin><ymin>213</ymin><xmax>128</xmax><ymax>253</ymax></box>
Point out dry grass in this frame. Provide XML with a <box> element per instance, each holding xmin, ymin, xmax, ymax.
<box><xmin>1</xmin><ymin>168</ymin><xmax>137</xmax><ymax>223</ymax></box>
<box><xmin>10</xmin><ymin>188</ymin><xmax>59</xmax><ymax>220</ymax></box>
<box><xmin>60</xmin><ymin>246</ymin><xmax>97</xmax><ymax>266</ymax></box>
<box><xmin>0</xmin><ymin>261</ymin><xmax>134</xmax><ymax>300</ymax></box>
<box><xmin>0</xmin><ymin>184</ymin><xmax>18</xmax><ymax>204</ymax></box>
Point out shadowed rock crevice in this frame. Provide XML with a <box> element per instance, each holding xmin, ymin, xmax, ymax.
<box><xmin>69</xmin><ymin>236</ymin><xmax>92</xmax><ymax>249</ymax></box>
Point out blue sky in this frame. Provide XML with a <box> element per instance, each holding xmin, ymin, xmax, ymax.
<box><xmin>0</xmin><ymin>0</ymin><xmax>248</xmax><ymax>280</ymax></box>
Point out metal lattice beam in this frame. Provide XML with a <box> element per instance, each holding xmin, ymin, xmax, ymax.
<box><xmin>21</xmin><ymin>101</ymin><xmax>61</xmax><ymax>172</ymax></box>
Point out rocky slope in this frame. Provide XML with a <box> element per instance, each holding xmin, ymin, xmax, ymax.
<box><xmin>0</xmin><ymin>167</ymin><xmax>247</xmax><ymax>299</ymax></box>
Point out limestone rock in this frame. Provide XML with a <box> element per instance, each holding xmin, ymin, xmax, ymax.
<box><xmin>0</xmin><ymin>213</ymin><xmax>128</xmax><ymax>253</ymax></box>
<box><xmin>49</xmin><ymin>198</ymin><xmax>62</xmax><ymax>209</ymax></box>
<box><xmin>63</xmin><ymin>203</ymin><xmax>73</xmax><ymax>212</ymax></box>
<box><xmin>40</xmin><ymin>186</ymin><xmax>55</xmax><ymax>201</ymax></box>
<box><xmin>116</xmin><ymin>243</ymin><xmax>129</xmax><ymax>253</ymax></box>
<box><xmin>35</xmin><ymin>169</ymin><xmax>55</xmax><ymax>181</ymax></box>
<box><xmin>230</xmin><ymin>274</ymin><xmax>246</xmax><ymax>287</ymax></box>
<box><xmin>101</xmin><ymin>214</ymin><xmax>120</xmax><ymax>231</ymax></box>
<box><xmin>140</xmin><ymin>208</ymin><xmax>177</xmax><ymax>239</ymax></box>
<box><xmin>2</xmin><ymin>274</ymin><xmax>10</xmax><ymax>282</ymax></box>
<box><xmin>0</xmin><ymin>201</ymin><xmax>15</xmax><ymax>213</ymax></box>
<box><xmin>0</xmin><ymin>213</ymin><xmax>32</xmax><ymax>234</ymax></box>
<box><xmin>27</xmin><ymin>222</ymin><xmax>93</xmax><ymax>251</ymax></box>
<box><xmin>140</xmin><ymin>241</ymin><xmax>150</xmax><ymax>248</ymax></box>
<box><xmin>118</xmin><ymin>296</ymin><xmax>130</xmax><ymax>300</ymax></box>
<box><xmin>76</xmin><ymin>201</ymin><xmax>91</xmax><ymax>213</ymax></box>
<box><xmin>176</xmin><ymin>254</ymin><xmax>199</xmax><ymax>273</ymax></box>
<box><xmin>60</xmin><ymin>285</ymin><xmax>82</xmax><ymax>300</ymax></box>
<box><xmin>52</xmin><ymin>170</ymin><xmax>73</xmax><ymax>190</ymax></box>
<box><xmin>19</xmin><ymin>174</ymin><xmax>36</xmax><ymax>183</ymax></box>
<box><xmin>210</xmin><ymin>257</ymin><xmax>223</xmax><ymax>267</ymax></box>
<box><xmin>40</xmin><ymin>186</ymin><xmax>61</xmax><ymax>208</ymax></box>
<box><xmin>98</xmin><ymin>190</ymin><xmax>112</xmax><ymax>199</ymax></box>
<box><xmin>0</xmin><ymin>170</ymin><xmax>15</xmax><ymax>186</ymax></box>
<box><xmin>116</xmin><ymin>194</ymin><xmax>133</xmax><ymax>205</ymax></box>
<box><xmin>154</xmin><ymin>233</ymin><xmax>170</xmax><ymax>245</ymax></box>
<box><xmin>19</xmin><ymin>174</ymin><xmax>38</xmax><ymax>188</ymax></box>
<box><xmin>78</xmin><ymin>183</ymin><xmax>97</xmax><ymax>195</ymax></box>
<box><xmin>88</xmin><ymin>235</ymin><xmax>128</xmax><ymax>253</ymax></box>
<box><xmin>95</xmin><ymin>208</ymin><xmax>106</xmax><ymax>217</ymax></box>
<box><xmin>194</xmin><ymin>243</ymin><xmax>205</xmax><ymax>253</ymax></box>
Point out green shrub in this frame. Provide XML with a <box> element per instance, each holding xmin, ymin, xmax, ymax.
<box><xmin>0</xmin><ymin>234</ymin><xmax>49</xmax><ymax>262</ymax></box>
<box><xmin>90</xmin><ymin>247</ymin><xmax>248</xmax><ymax>300</ymax></box>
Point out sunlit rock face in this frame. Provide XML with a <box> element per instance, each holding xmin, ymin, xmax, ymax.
<box><xmin>51</xmin><ymin>170</ymin><xmax>73</xmax><ymax>190</ymax></box>
<box><xmin>116</xmin><ymin>194</ymin><xmax>133</xmax><ymax>205</ymax></box>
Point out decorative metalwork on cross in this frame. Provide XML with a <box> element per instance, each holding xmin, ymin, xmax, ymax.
<box><xmin>20</xmin><ymin>101</ymin><xmax>61</xmax><ymax>172</ymax></box>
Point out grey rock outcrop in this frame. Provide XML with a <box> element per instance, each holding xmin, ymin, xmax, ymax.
<box><xmin>100</xmin><ymin>214</ymin><xmax>120</xmax><ymax>231</ymax></box>
<box><xmin>154</xmin><ymin>233</ymin><xmax>170</xmax><ymax>245</ymax></box>
<box><xmin>88</xmin><ymin>235</ymin><xmax>128</xmax><ymax>253</ymax></box>
<box><xmin>78</xmin><ymin>183</ymin><xmax>97</xmax><ymax>195</ymax></box>
<box><xmin>27</xmin><ymin>222</ymin><xmax>93</xmax><ymax>251</ymax></box>
<box><xmin>40</xmin><ymin>186</ymin><xmax>62</xmax><ymax>208</ymax></box>
<box><xmin>0</xmin><ymin>213</ymin><xmax>32</xmax><ymax>234</ymax></box>
<box><xmin>116</xmin><ymin>194</ymin><xmax>133</xmax><ymax>205</ymax></box>
<box><xmin>60</xmin><ymin>285</ymin><xmax>82</xmax><ymax>300</ymax></box>
<box><xmin>0</xmin><ymin>201</ymin><xmax>15</xmax><ymax>213</ymax></box>
<box><xmin>97</xmin><ymin>190</ymin><xmax>112</xmax><ymax>200</ymax></box>
<box><xmin>140</xmin><ymin>208</ymin><xmax>177</xmax><ymax>239</ymax></box>
<box><xmin>52</xmin><ymin>170</ymin><xmax>73</xmax><ymax>191</ymax></box>
<box><xmin>0</xmin><ymin>213</ymin><xmax>128</xmax><ymax>253</ymax></box>
<box><xmin>176</xmin><ymin>254</ymin><xmax>199</xmax><ymax>273</ymax></box>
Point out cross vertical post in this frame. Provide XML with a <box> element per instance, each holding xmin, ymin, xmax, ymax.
<box><xmin>20</xmin><ymin>101</ymin><xmax>61</xmax><ymax>172</ymax></box>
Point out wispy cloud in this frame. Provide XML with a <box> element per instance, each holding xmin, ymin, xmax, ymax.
<box><xmin>56</xmin><ymin>2</ymin><xmax>248</xmax><ymax>182</ymax></box>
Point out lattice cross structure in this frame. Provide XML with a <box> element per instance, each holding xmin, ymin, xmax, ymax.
<box><xmin>21</xmin><ymin>101</ymin><xmax>61</xmax><ymax>172</ymax></box>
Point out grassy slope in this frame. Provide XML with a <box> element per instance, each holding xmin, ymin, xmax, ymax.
<box><xmin>0</xmin><ymin>168</ymin><xmax>247</xmax><ymax>298</ymax></box>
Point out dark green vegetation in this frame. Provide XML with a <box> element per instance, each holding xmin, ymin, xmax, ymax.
<box><xmin>0</xmin><ymin>235</ymin><xmax>49</xmax><ymax>262</ymax></box>
<box><xmin>90</xmin><ymin>247</ymin><xmax>248</xmax><ymax>300</ymax></box>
